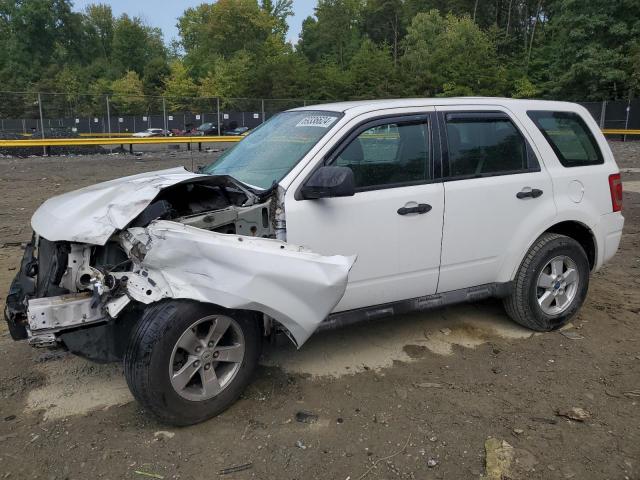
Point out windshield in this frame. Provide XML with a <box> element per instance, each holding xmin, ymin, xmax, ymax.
<box><xmin>198</xmin><ymin>123</ymin><xmax>212</xmax><ymax>130</ymax></box>
<box><xmin>201</xmin><ymin>110</ymin><xmax>342</xmax><ymax>189</ymax></box>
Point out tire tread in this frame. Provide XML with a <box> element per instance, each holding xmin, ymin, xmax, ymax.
<box><xmin>504</xmin><ymin>233</ymin><xmax>587</xmax><ymax>331</ymax></box>
<box><xmin>124</xmin><ymin>300</ymin><xmax>261</xmax><ymax>426</ymax></box>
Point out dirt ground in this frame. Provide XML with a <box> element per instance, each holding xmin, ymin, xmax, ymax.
<box><xmin>0</xmin><ymin>142</ymin><xmax>639</xmax><ymax>480</ymax></box>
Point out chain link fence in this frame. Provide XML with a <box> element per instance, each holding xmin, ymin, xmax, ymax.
<box><xmin>0</xmin><ymin>92</ymin><xmax>637</xmax><ymax>140</ymax></box>
<box><xmin>0</xmin><ymin>92</ymin><xmax>324</xmax><ymax>138</ymax></box>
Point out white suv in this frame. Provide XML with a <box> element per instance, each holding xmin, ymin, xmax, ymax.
<box><xmin>5</xmin><ymin>98</ymin><xmax>624</xmax><ymax>425</ymax></box>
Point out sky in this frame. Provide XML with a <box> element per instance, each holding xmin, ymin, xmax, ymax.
<box><xmin>72</xmin><ymin>0</ymin><xmax>317</xmax><ymax>45</ymax></box>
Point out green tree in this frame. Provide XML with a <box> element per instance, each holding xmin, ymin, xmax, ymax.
<box><xmin>348</xmin><ymin>39</ymin><xmax>396</xmax><ymax>98</ymax></box>
<box><xmin>110</xmin><ymin>70</ymin><xmax>147</xmax><ymax>115</ymax></box>
<box><xmin>0</xmin><ymin>0</ymin><xmax>84</xmax><ymax>88</ymax></box>
<box><xmin>179</xmin><ymin>0</ymin><xmax>273</xmax><ymax>76</ymax></box>
<box><xmin>361</xmin><ymin>0</ymin><xmax>404</xmax><ymax>64</ymax></box>
<box><xmin>111</xmin><ymin>14</ymin><xmax>166</xmax><ymax>77</ymax></box>
<box><xmin>163</xmin><ymin>61</ymin><xmax>199</xmax><ymax>110</ymax></box>
<box><xmin>198</xmin><ymin>51</ymin><xmax>254</xmax><ymax>100</ymax></box>
<box><xmin>532</xmin><ymin>0</ymin><xmax>640</xmax><ymax>100</ymax></box>
<box><xmin>84</xmin><ymin>3</ymin><xmax>114</xmax><ymax>59</ymax></box>
<box><xmin>401</xmin><ymin>10</ymin><xmax>506</xmax><ymax>96</ymax></box>
<box><xmin>512</xmin><ymin>77</ymin><xmax>539</xmax><ymax>98</ymax></box>
<box><xmin>261</xmin><ymin>0</ymin><xmax>294</xmax><ymax>39</ymax></box>
<box><xmin>299</xmin><ymin>0</ymin><xmax>363</xmax><ymax>68</ymax></box>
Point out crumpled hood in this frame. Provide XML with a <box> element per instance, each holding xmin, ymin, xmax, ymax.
<box><xmin>31</xmin><ymin>167</ymin><xmax>203</xmax><ymax>245</ymax></box>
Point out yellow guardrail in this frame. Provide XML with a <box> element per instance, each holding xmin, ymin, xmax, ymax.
<box><xmin>602</xmin><ymin>129</ymin><xmax>640</xmax><ymax>135</ymax></box>
<box><xmin>0</xmin><ymin>135</ymin><xmax>243</xmax><ymax>147</ymax></box>
<box><xmin>0</xmin><ymin>128</ymin><xmax>636</xmax><ymax>149</ymax></box>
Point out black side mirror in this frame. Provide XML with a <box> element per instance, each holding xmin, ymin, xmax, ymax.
<box><xmin>301</xmin><ymin>166</ymin><xmax>355</xmax><ymax>199</ymax></box>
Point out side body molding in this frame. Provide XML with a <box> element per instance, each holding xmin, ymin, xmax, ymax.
<box><xmin>119</xmin><ymin>221</ymin><xmax>356</xmax><ymax>347</ymax></box>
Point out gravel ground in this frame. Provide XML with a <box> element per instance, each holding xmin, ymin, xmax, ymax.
<box><xmin>0</xmin><ymin>141</ymin><xmax>638</xmax><ymax>479</ymax></box>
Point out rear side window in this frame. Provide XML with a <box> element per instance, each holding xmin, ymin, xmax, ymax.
<box><xmin>527</xmin><ymin>111</ymin><xmax>603</xmax><ymax>167</ymax></box>
<box><xmin>445</xmin><ymin>113</ymin><xmax>533</xmax><ymax>178</ymax></box>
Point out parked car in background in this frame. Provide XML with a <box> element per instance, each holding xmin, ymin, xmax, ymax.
<box><xmin>194</xmin><ymin>122</ymin><xmax>218</xmax><ymax>136</ymax></box>
<box><xmin>5</xmin><ymin>98</ymin><xmax>624</xmax><ymax>426</ymax></box>
<box><xmin>223</xmin><ymin>126</ymin><xmax>250</xmax><ymax>136</ymax></box>
<box><xmin>132</xmin><ymin>128</ymin><xmax>170</xmax><ymax>138</ymax></box>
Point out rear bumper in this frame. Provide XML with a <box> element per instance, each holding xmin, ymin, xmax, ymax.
<box><xmin>594</xmin><ymin>212</ymin><xmax>624</xmax><ymax>270</ymax></box>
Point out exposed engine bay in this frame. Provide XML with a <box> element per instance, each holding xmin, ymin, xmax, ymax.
<box><xmin>129</xmin><ymin>177</ymin><xmax>276</xmax><ymax>238</ymax></box>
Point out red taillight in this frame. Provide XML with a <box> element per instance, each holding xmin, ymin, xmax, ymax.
<box><xmin>608</xmin><ymin>173</ymin><xmax>623</xmax><ymax>212</ymax></box>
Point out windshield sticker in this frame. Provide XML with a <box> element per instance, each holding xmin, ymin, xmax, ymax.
<box><xmin>295</xmin><ymin>115</ymin><xmax>337</xmax><ymax>128</ymax></box>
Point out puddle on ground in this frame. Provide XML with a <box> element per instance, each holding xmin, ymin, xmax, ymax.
<box><xmin>25</xmin><ymin>356</ymin><xmax>132</xmax><ymax>421</ymax></box>
<box><xmin>25</xmin><ymin>303</ymin><xmax>536</xmax><ymax>419</ymax></box>
<box><xmin>263</xmin><ymin>303</ymin><xmax>534</xmax><ymax>377</ymax></box>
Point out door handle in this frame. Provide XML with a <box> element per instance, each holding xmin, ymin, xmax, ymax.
<box><xmin>397</xmin><ymin>203</ymin><xmax>432</xmax><ymax>215</ymax></box>
<box><xmin>516</xmin><ymin>188</ymin><xmax>543</xmax><ymax>199</ymax></box>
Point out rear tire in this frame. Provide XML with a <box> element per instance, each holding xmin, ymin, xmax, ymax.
<box><xmin>504</xmin><ymin>233</ymin><xmax>590</xmax><ymax>331</ymax></box>
<box><xmin>124</xmin><ymin>300</ymin><xmax>262</xmax><ymax>426</ymax></box>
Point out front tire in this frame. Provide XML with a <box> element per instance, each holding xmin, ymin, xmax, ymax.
<box><xmin>124</xmin><ymin>300</ymin><xmax>262</xmax><ymax>426</ymax></box>
<box><xmin>504</xmin><ymin>233</ymin><xmax>590</xmax><ymax>331</ymax></box>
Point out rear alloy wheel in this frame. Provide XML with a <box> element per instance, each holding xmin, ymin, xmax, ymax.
<box><xmin>504</xmin><ymin>233</ymin><xmax>590</xmax><ymax>331</ymax></box>
<box><xmin>124</xmin><ymin>301</ymin><xmax>261</xmax><ymax>426</ymax></box>
<box><xmin>535</xmin><ymin>255</ymin><xmax>580</xmax><ymax>316</ymax></box>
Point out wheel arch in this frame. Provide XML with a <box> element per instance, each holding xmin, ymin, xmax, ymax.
<box><xmin>133</xmin><ymin>299</ymin><xmax>298</xmax><ymax>347</ymax></box>
<box><xmin>543</xmin><ymin>220</ymin><xmax>596</xmax><ymax>269</ymax></box>
<box><xmin>500</xmin><ymin>219</ymin><xmax>598</xmax><ymax>284</ymax></box>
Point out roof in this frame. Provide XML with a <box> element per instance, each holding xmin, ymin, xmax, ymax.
<box><xmin>291</xmin><ymin>97</ymin><xmax>580</xmax><ymax>116</ymax></box>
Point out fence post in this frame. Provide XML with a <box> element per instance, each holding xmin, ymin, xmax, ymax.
<box><xmin>623</xmin><ymin>99</ymin><xmax>631</xmax><ymax>143</ymax></box>
<box><xmin>599</xmin><ymin>100</ymin><xmax>606</xmax><ymax>129</ymax></box>
<box><xmin>37</xmin><ymin>93</ymin><xmax>46</xmax><ymax>155</ymax></box>
<box><xmin>216</xmin><ymin>97</ymin><xmax>221</xmax><ymax>134</ymax></box>
<box><xmin>261</xmin><ymin>99</ymin><xmax>265</xmax><ymax>124</ymax></box>
<box><xmin>162</xmin><ymin>97</ymin><xmax>168</xmax><ymax>136</ymax></box>
<box><xmin>106</xmin><ymin>95</ymin><xmax>112</xmax><ymax>138</ymax></box>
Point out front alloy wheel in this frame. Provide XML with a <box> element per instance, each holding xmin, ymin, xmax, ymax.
<box><xmin>170</xmin><ymin>315</ymin><xmax>245</xmax><ymax>401</ymax></box>
<box><xmin>124</xmin><ymin>301</ymin><xmax>262</xmax><ymax>426</ymax></box>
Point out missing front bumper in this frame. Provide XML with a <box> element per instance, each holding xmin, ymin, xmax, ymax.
<box><xmin>27</xmin><ymin>292</ymin><xmax>105</xmax><ymax>332</ymax></box>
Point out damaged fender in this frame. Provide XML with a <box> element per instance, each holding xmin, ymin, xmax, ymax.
<box><xmin>118</xmin><ymin>221</ymin><xmax>356</xmax><ymax>347</ymax></box>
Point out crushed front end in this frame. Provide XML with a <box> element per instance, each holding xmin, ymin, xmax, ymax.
<box><xmin>4</xmin><ymin>168</ymin><xmax>354</xmax><ymax>361</ymax></box>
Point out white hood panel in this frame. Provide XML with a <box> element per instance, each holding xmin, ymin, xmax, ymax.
<box><xmin>31</xmin><ymin>167</ymin><xmax>202</xmax><ymax>245</ymax></box>
<box><xmin>121</xmin><ymin>221</ymin><xmax>356</xmax><ymax>346</ymax></box>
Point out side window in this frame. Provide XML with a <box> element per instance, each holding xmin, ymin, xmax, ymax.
<box><xmin>333</xmin><ymin>120</ymin><xmax>430</xmax><ymax>189</ymax></box>
<box><xmin>527</xmin><ymin>111</ymin><xmax>603</xmax><ymax>167</ymax></box>
<box><xmin>445</xmin><ymin>113</ymin><xmax>531</xmax><ymax>178</ymax></box>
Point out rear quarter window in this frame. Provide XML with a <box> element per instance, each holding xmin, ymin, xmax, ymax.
<box><xmin>527</xmin><ymin>111</ymin><xmax>603</xmax><ymax>167</ymax></box>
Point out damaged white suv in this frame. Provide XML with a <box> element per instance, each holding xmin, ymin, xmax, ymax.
<box><xmin>5</xmin><ymin>99</ymin><xmax>624</xmax><ymax>425</ymax></box>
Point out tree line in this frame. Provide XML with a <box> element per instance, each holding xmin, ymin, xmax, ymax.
<box><xmin>0</xmin><ymin>0</ymin><xmax>638</xmax><ymax>117</ymax></box>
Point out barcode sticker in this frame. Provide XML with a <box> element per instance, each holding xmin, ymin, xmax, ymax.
<box><xmin>295</xmin><ymin>116</ymin><xmax>337</xmax><ymax>128</ymax></box>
